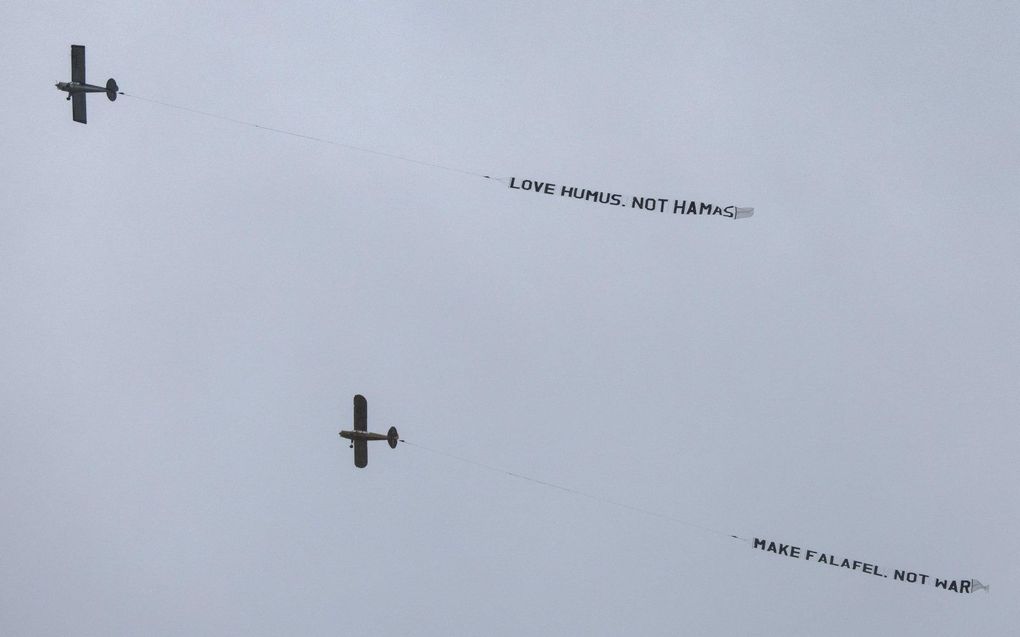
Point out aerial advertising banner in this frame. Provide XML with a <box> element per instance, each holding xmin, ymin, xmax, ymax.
<box><xmin>505</xmin><ymin>177</ymin><xmax>754</xmax><ymax>219</ymax></box>
<box><xmin>752</xmin><ymin>537</ymin><xmax>988</xmax><ymax>594</ymax></box>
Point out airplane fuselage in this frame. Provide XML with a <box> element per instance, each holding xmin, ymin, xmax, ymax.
<box><xmin>55</xmin><ymin>81</ymin><xmax>108</xmax><ymax>96</ymax></box>
<box><xmin>339</xmin><ymin>430</ymin><xmax>389</xmax><ymax>443</ymax></box>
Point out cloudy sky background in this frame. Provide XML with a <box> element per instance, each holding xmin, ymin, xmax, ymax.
<box><xmin>2</xmin><ymin>2</ymin><xmax>1017</xmax><ymax>635</ymax></box>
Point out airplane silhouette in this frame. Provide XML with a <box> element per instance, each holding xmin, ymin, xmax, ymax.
<box><xmin>55</xmin><ymin>45</ymin><xmax>118</xmax><ymax>124</ymax></box>
<box><xmin>339</xmin><ymin>394</ymin><xmax>399</xmax><ymax>468</ymax></box>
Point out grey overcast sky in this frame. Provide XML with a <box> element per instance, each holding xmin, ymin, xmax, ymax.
<box><xmin>2</xmin><ymin>2</ymin><xmax>1018</xmax><ymax>635</ymax></box>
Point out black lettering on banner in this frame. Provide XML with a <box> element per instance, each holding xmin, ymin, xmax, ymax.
<box><xmin>754</xmin><ymin>538</ymin><xmax>982</xmax><ymax>593</ymax></box>
<box><xmin>673</xmin><ymin>199</ymin><xmax>692</xmax><ymax>214</ymax></box>
<box><xmin>508</xmin><ymin>179</ymin><xmax>752</xmax><ymax>219</ymax></box>
<box><xmin>934</xmin><ymin>578</ymin><xmax>970</xmax><ymax>593</ymax></box>
<box><xmin>508</xmin><ymin>177</ymin><xmax>556</xmax><ymax>194</ymax></box>
<box><xmin>558</xmin><ymin>185</ymin><xmax>622</xmax><ymax>206</ymax></box>
<box><xmin>632</xmin><ymin>196</ymin><xmax>654</xmax><ymax>210</ymax></box>
<box><xmin>631</xmin><ymin>196</ymin><xmax>668</xmax><ymax>212</ymax></box>
<box><xmin>893</xmin><ymin>570</ymin><xmax>928</xmax><ymax>585</ymax></box>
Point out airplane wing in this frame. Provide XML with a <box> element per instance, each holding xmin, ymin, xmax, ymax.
<box><xmin>353</xmin><ymin>394</ymin><xmax>367</xmax><ymax>432</ymax></box>
<box><xmin>354</xmin><ymin>440</ymin><xmax>368</xmax><ymax>468</ymax></box>
<box><xmin>71</xmin><ymin>45</ymin><xmax>86</xmax><ymax>83</ymax></box>
<box><xmin>72</xmin><ymin>93</ymin><xmax>87</xmax><ymax>124</ymax></box>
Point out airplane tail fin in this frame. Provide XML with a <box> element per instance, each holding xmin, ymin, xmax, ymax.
<box><xmin>387</xmin><ymin>426</ymin><xmax>399</xmax><ymax>449</ymax></box>
<box><xmin>106</xmin><ymin>78</ymin><xmax>118</xmax><ymax>101</ymax></box>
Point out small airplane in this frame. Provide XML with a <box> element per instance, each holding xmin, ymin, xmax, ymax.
<box><xmin>339</xmin><ymin>394</ymin><xmax>399</xmax><ymax>468</ymax></box>
<box><xmin>55</xmin><ymin>45</ymin><xmax>119</xmax><ymax>124</ymax></box>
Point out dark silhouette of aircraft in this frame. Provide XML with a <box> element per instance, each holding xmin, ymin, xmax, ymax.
<box><xmin>55</xmin><ymin>45</ymin><xmax>119</xmax><ymax>124</ymax></box>
<box><xmin>339</xmin><ymin>394</ymin><xmax>399</xmax><ymax>468</ymax></box>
